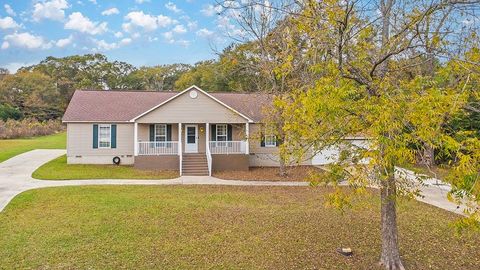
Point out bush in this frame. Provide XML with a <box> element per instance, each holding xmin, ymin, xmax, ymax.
<box><xmin>0</xmin><ymin>118</ymin><xmax>64</xmax><ymax>139</ymax></box>
<box><xmin>0</xmin><ymin>104</ymin><xmax>22</xmax><ymax>121</ymax></box>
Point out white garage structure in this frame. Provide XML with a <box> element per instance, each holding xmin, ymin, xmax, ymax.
<box><xmin>311</xmin><ymin>138</ymin><xmax>371</xmax><ymax>165</ymax></box>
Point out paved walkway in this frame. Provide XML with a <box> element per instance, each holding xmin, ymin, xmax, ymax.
<box><xmin>0</xmin><ymin>150</ymin><xmax>465</xmax><ymax>215</ymax></box>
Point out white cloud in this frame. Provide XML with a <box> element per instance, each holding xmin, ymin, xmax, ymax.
<box><xmin>119</xmin><ymin>38</ymin><xmax>132</xmax><ymax>45</ymax></box>
<box><xmin>217</xmin><ymin>15</ymin><xmax>245</xmax><ymax>37</ymax></box>
<box><xmin>177</xmin><ymin>39</ymin><xmax>190</xmax><ymax>47</ymax></box>
<box><xmin>163</xmin><ymin>31</ymin><xmax>174</xmax><ymax>43</ymax></box>
<box><xmin>56</xmin><ymin>35</ymin><xmax>73</xmax><ymax>47</ymax></box>
<box><xmin>101</xmin><ymin>7</ymin><xmax>119</xmax><ymax>16</ymax></box>
<box><xmin>114</xmin><ymin>31</ymin><xmax>123</xmax><ymax>38</ymax></box>
<box><xmin>172</xmin><ymin>24</ymin><xmax>186</xmax><ymax>34</ymax></box>
<box><xmin>4</xmin><ymin>4</ymin><xmax>16</xmax><ymax>16</ymax></box>
<box><xmin>122</xmin><ymin>11</ymin><xmax>175</xmax><ymax>33</ymax></box>
<box><xmin>92</xmin><ymin>39</ymin><xmax>117</xmax><ymax>51</ymax></box>
<box><xmin>148</xmin><ymin>36</ymin><xmax>158</xmax><ymax>42</ymax></box>
<box><xmin>187</xmin><ymin>20</ymin><xmax>198</xmax><ymax>30</ymax></box>
<box><xmin>157</xmin><ymin>15</ymin><xmax>176</xmax><ymax>27</ymax></box>
<box><xmin>196</xmin><ymin>28</ymin><xmax>214</xmax><ymax>38</ymax></box>
<box><xmin>88</xmin><ymin>0</ymin><xmax>97</xmax><ymax>5</ymax></box>
<box><xmin>3</xmin><ymin>32</ymin><xmax>52</xmax><ymax>50</ymax></box>
<box><xmin>123</xmin><ymin>11</ymin><xmax>157</xmax><ymax>32</ymax></box>
<box><xmin>0</xmin><ymin>17</ymin><xmax>19</xmax><ymax>29</ymax></box>
<box><xmin>135</xmin><ymin>0</ymin><xmax>150</xmax><ymax>3</ymax></box>
<box><xmin>32</xmin><ymin>0</ymin><xmax>69</xmax><ymax>22</ymax></box>
<box><xmin>165</xmin><ymin>2</ymin><xmax>181</xmax><ymax>13</ymax></box>
<box><xmin>201</xmin><ymin>4</ymin><xmax>223</xmax><ymax>16</ymax></box>
<box><xmin>1</xmin><ymin>41</ymin><xmax>9</xmax><ymax>49</ymax></box>
<box><xmin>65</xmin><ymin>12</ymin><xmax>108</xmax><ymax>35</ymax></box>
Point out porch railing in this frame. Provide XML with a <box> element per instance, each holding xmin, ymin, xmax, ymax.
<box><xmin>138</xmin><ymin>141</ymin><xmax>178</xmax><ymax>155</ymax></box>
<box><xmin>209</xmin><ymin>141</ymin><xmax>246</xmax><ymax>154</ymax></box>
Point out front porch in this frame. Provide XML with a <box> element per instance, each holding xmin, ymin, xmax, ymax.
<box><xmin>133</xmin><ymin>123</ymin><xmax>250</xmax><ymax>175</ymax></box>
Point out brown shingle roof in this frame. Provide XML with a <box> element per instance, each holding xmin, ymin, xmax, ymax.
<box><xmin>62</xmin><ymin>90</ymin><xmax>272</xmax><ymax>122</ymax></box>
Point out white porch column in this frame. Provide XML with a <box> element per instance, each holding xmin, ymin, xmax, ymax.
<box><xmin>134</xmin><ymin>122</ymin><xmax>138</xmax><ymax>156</ymax></box>
<box><xmin>206</xmin><ymin>123</ymin><xmax>209</xmax><ymax>151</ymax></box>
<box><xmin>245</xmin><ymin>122</ymin><xmax>250</xmax><ymax>155</ymax></box>
<box><xmin>178</xmin><ymin>123</ymin><xmax>182</xmax><ymax>175</ymax></box>
<box><xmin>178</xmin><ymin>123</ymin><xmax>182</xmax><ymax>155</ymax></box>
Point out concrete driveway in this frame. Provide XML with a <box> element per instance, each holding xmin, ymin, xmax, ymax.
<box><xmin>0</xmin><ymin>150</ymin><xmax>465</xmax><ymax>215</ymax></box>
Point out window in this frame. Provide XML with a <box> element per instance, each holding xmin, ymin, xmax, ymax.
<box><xmin>98</xmin><ymin>124</ymin><xmax>111</xmax><ymax>148</ymax></box>
<box><xmin>155</xmin><ymin>124</ymin><xmax>167</xmax><ymax>142</ymax></box>
<box><xmin>264</xmin><ymin>134</ymin><xmax>277</xmax><ymax>147</ymax></box>
<box><xmin>216</xmin><ymin>124</ymin><xmax>227</xmax><ymax>142</ymax></box>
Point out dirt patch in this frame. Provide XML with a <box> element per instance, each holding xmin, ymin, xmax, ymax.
<box><xmin>213</xmin><ymin>166</ymin><xmax>325</xmax><ymax>182</ymax></box>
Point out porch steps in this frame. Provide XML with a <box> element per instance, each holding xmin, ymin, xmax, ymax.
<box><xmin>182</xmin><ymin>153</ymin><xmax>209</xmax><ymax>176</ymax></box>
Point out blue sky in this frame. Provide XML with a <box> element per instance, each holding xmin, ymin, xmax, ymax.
<box><xmin>0</xmin><ymin>0</ymin><xmax>239</xmax><ymax>72</ymax></box>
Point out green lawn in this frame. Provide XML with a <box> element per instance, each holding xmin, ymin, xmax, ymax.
<box><xmin>0</xmin><ymin>132</ymin><xmax>66</xmax><ymax>163</ymax></box>
<box><xmin>32</xmin><ymin>155</ymin><xmax>179</xmax><ymax>180</ymax></box>
<box><xmin>0</xmin><ymin>186</ymin><xmax>478</xmax><ymax>269</ymax></box>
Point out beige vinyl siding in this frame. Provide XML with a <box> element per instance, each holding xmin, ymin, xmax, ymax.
<box><xmin>67</xmin><ymin>123</ymin><xmax>134</xmax><ymax>164</ymax></box>
<box><xmin>248</xmin><ymin>123</ymin><xmax>278</xmax><ymax>154</ymax></box>
<box><xmin>247</xmin><ymin>123</ymin><xmax>312</xmax><ymax>166</ymax></box>
<box><xmin>136</xmin><ymin>89</ymin><xmax>248</xmax><ymax>124</ymax></box>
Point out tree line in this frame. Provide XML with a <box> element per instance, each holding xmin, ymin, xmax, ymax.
<box><xmin>0</xmin><ymin>47</ymin><xmax>258</xmax><ymax>121</ymax></box>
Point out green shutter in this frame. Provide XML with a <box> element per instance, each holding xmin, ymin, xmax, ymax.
<box><xmin>93</xmin><ymin>124</ymin><xmax>98</xmax><ymax>149</ymax></box>
<box><xmin>111</xmin><ymin>124</ymin><xmax>117</xmax><ymax>148</ymax></box>
<box><xmin>227</xmin><ymin>125</ymin><xmax>233</xmax><ymax>141</ymax></box>
<box><xmin>149</xmin><ymin>124</ymin><xmax>155</xmax><ymax>141</ymax></box>
<box><xmin>260</xmin><ymin>131</ymin><xmax>265</xmax><ymax>147</ymax></box>
<box><xmin>211</xmin><ymin>124</ymin><xmax>216</xmax><ymax>141</ymax></box>
<box><xmin>166</xmin><ymin>124</ymin><xmax>172</xmax><ymax>141</ymax></box>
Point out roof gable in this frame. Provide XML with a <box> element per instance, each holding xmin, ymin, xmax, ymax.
<box><xmin>131</xmin><ymin>86</ymin><xmax>253</xmax><ymax>122</ymax></box>
<box><xmin>135</xmin><ymin>86</ymin><xmax>251</xmax><ymax>123</ymax></box>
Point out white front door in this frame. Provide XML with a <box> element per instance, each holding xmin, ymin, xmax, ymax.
<box><xmin>184</xmin><ymin>125</ymin><xmax>198</xmax><ymax>153</ymax></box>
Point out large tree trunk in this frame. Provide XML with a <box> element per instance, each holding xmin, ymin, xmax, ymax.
<box><xmin>379</xmin><ymin>172</ymin><xmax>405</xmax><ymax>270</ymax></box>
<box><xmin>422</xmin><ymin>144</ymin><xmax>435</xmax><ymax>166</ymax></box>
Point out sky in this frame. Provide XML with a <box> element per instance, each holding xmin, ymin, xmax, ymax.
<box><xmin>0</xmin><ymin>0</ymin><xmax>240</xmax><ymax>72</ymax></box>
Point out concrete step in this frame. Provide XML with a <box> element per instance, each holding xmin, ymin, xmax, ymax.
<box><xmin>182</xmin><ymin>153</ymin><xmax>208</xmax><ymax>175</ymax></box>
<box><xmin>183</xmin><ymin>159</ymin><xmax>207</xmax><ymax>164</ymax></box>
<box><xmin>183</xmin><ymin>170</ymin><xmax>208</xmax><ymax>175</ymax></box>
<box><xmin>183</xmin><ymin>169</ymin><xmax>209</xmax><ymax>173</ymax></box>
<box><xmin>183</xmin><ymin>163</ymin><xmax>208</xmax><ymax>167</ymax></box>
<box><xmin>183</xmin><ymin>158</ymin><xmax>207</xmax><ymax>161</ymax></box>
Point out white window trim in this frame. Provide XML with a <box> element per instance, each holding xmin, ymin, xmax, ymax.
<box><xmin>98</xmin><ymin>124</ymin><xmax>111</xmax><ymax>149</ymax></box>
<box><xmin>264</xmin><ymin>134</ymin><xmax>277</xmax><ymax>147</ymax></box>
<box><xmin>216</xmin><ymin>124</ymin><xmax>228</xmax><ymax>142</ymax></box>
<box><xmin>154</xmin><ymin>124</ymin><xmax>167</xmax><ymax>142</ymax></box>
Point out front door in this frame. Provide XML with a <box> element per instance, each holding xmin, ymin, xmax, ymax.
<box><xmin>185</xmin><ymin>125</ymin><xmax>198</xmax><ymax>153</ymax></box>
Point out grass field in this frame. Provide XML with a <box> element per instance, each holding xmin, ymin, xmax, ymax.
<box><xmin>0</xmin><ymin>185</ymin><xmax>478</xmax><ymax>269</ymax></box>
<box><xmin>32</xmin><ymin>155</ymin><xmax>179</xmax><ymax>180</ymax></box>
<box><xmin>0</xmin><ymin>132</ymin><xmax>66</xmax><ymax>163</ymax></box>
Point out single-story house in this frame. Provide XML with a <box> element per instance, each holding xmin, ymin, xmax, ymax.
<box><xmin>62</xmin><ymin>85</ymin><xmax>367</xmax><ymax>176</ymax></box>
